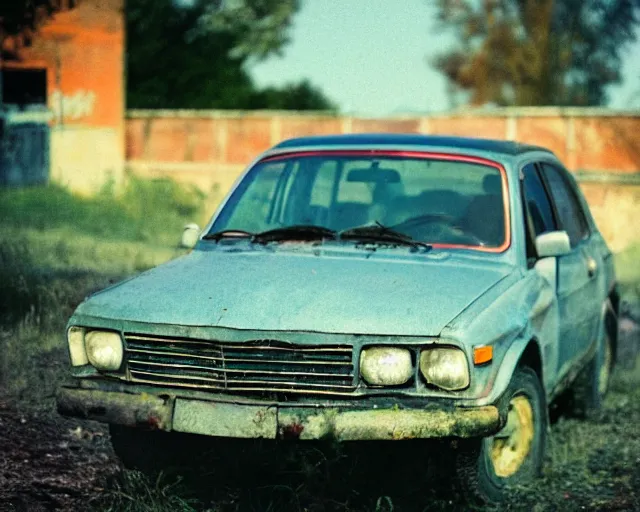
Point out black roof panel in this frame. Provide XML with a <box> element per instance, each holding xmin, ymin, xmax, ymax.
<box><xmin>272</xmin><ymin>133</ymin><xmax>552</xmax><ymax>156</ymax></box>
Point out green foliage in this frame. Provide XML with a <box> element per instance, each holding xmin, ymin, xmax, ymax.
<box><xmin>0</xmin><ymin>176</ymin><xmax>206</xmax><ymax>245</ymax></box>
<box><xmin>0</xmin><ymin>240</ymin><xmax>113</xmax><ymax>401</ymax></box>
<box><xmin>0</xmin><ymin>183</ymin><xmax>132</xmax><ymax>239</ymax></box>
<box><xmin>0</xmin><ymin>242</ymin><xmax>44</xmax><ymax>326</ymax></box>
<box><xmin>434</xmin><ymin>0</ymin><xmax>640</xmax><ymax>106</ymax></box>
<box><xmin>126</xmin><ymin>0</ymin><xmax>334</xmax><ymax>110</ymax></box>
<box><xmin>198</xmin><ymin>0</ymin><xmax>300</xmax><ymax>60</ymax></box>
<box><xmin>252</xmin><ymin>80</ymin><xmax>337</xmax><ymax>111</ymax></box>
<box><xmin>0</xmin><ymin>0</ymin><xmax>56</xmax><ymax>37</ymax></box>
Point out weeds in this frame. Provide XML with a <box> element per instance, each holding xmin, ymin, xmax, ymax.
<box><xmin>0</xmin><ymin>175</ymin><xmax>208</xmax><ymax>246</ymax></box>
<box><xmin>90</xmin><ymin>471</ymin><xmax>199</xmax><ymax>512</ymax></box>
<box><xmin>0</xmin><ymin>177</ymin><xmax>203</xmax><ymax>404</ymax></box>
<box><xmin>0</xmin><ymin>242</ymin><xmax>47</xmax><ymax>325</ymax></box>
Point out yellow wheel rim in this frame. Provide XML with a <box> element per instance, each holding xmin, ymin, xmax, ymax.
<box><xmin>489</xmin><ymin>394</ymin><xmax>535</xmax><ymax>478</ymax></box>
<box><xmin>598</xmin><ymin>337</ymin><xmax>613</xmax><ymax>396</ymax></box>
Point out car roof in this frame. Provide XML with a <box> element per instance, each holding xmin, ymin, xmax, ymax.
<box><xmin>272</xmin><ymin>133</ymin><xmax>553</xmax><ymax>156</ymax></box>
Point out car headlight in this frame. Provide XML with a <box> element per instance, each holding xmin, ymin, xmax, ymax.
<box><xmin>67</xmin><ymin>326</ymin><xmax>88</xmax><ymax>366</ymax></box>
<box><xmin>84</xmin><ymin>330</ymin><xmax>124</xmax><ymax>371</ymax></box>
<box><xmin>419</xmin><ymin>347</ymin><xmax>469</xmax><ymax>391</ymax></box>
<box><xmin>360</xmin><ymin>347</ymin><xmax>413</xmax><ymax>386</ymax></box>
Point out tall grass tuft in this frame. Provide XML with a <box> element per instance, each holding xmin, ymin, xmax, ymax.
<box><xmin>0</xmin><ymin>176</ymin><xmax>208</xmax><ymax>246</ymax></box>
<box><xmin>0</xmin><ymin>242</ymin><xmax>48</xmax><ymax>326</ymax></box>
<box><xmin>90</xmin><ymin>471</ymin><xmax>200</xmax><ymax>512</ymax></box>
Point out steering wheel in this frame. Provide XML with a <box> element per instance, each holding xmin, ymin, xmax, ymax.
<box><xmin>392</xmin><ymin>213</ymin><xmax>487</xmax><ymax>247</ymax></box>
<box><xmin>390</xmin><ymin>213</ymin><xmax>458</xmax><ymax>230</ymax></box>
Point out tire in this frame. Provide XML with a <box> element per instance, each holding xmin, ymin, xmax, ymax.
<box><xmin>453</xmin><ymin>366</ymin><xmax>547</xmax><ymax>505</ymax></box>
<box><xmin>570</xmin><ymin>327</ymin><xmax>614</xmax><ymax>418</ymax></box>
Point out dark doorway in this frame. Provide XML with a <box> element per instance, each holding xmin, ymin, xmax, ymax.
<box><xmin>1</xmin><ymin>67</ymin><xmax>50</xmax><ymax>186</ymax></box>
<box><xmin>2</xmin><ymin>68</ymin><xmax>47</xmax><ymax>107</ymax></box>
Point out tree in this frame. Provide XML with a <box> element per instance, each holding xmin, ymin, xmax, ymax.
<box><xmin>433</xmin><ymin>0</ymin><xmax>640</xmax><ymax>107</ymax></box>
<box><xmin>127</xmin><ymin>0</ymin><xmax>335</xmax><ymax>110</ymax></box>
<box><xmin>0</xmin><ymin>0</ymin><xmax>62</xmax><ymax>59</ymax></box>
<box><xmin>251</xmin><ymin>80</ymin><xmax>336</xmax><ymax>110</ymax></box>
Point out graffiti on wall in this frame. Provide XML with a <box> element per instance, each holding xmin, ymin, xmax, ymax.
<box><xmin>50</xmin><ymin>89</ymin><xmax>96</xmax><ymax>121</ymax></box>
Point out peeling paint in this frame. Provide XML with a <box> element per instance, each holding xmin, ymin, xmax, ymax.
<box><xmin>56</xmin><ymin>387</ymin><xmax>173</xmax><ymax>430</ymax></box>
<box><xmin>58</xmin><ymin>386</ymin><xmax>501</xmax><ymax>441</ymax></box>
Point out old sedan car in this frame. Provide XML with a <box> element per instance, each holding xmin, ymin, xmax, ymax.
<box><xmin>57</xmin><ymin>134</ymin><xmax>618</xmax><ymax>503</ymax></box>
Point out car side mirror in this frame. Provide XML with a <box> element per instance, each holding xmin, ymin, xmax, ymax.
<box><xmin>535</xmin><ymin>231</ymin><xmax>571</xmax><ymax>258</ymax></box>
<box><xmin>181</xmin><ymin>223</ymin><xmax>201</xmax><ymax>249</ymax></box>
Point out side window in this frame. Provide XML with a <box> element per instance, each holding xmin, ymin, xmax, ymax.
<box><xmin>540</xmin><ymin>163</ymin><xmax>589</xmax><ymax>247</ymax></box>
<box><xmin>522</xmin><ymin>164</ymin><xmax>556</xmax><ymax>237</ymax></box>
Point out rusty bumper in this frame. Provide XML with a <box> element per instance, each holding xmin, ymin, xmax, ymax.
<box><xmin>57</xmin><ymin>386</ymin><xmax>501</xmax><ymax>441</ymax></box>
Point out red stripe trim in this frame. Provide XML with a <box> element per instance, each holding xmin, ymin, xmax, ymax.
<box><xmin>259</xmin><ymin>150</ymin><xmax>511</xmax><ymax>253</ymax></box>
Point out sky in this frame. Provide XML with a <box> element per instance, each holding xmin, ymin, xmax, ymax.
<box><xmin>249</xmin><ymin>0</ymin><xmax>640</xmax><ymax>116</ymax></box>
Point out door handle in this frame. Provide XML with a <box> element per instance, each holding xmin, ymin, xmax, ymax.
<box><xmin>587</xmin><ymin>257</ymin><xmax>598</xmax><ymax>277</ymax></box>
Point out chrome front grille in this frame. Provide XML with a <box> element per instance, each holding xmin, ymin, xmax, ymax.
<box><xmin>124</xmin><ymin>333</ymin><xmax>356</xmax><ymax>395</ymax></box>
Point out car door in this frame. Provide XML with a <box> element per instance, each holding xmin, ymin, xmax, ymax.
<box><xmin>520</xmin><ymin>163</ymin><xmax>562</xmax><ymax>390</ymax></box>
<box><xmin>538</xmin><ymin>162</ymin><xmax>601</xmax><ymax>378</ymax></box>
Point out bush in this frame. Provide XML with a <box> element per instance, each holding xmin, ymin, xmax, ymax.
<box><xmin>0</xmin><ymin>176</ymin><xmax>207</xmax><ymax>245</ymax></box>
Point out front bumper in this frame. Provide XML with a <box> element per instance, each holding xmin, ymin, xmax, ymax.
<box><xmin>57</xmin><ymin>384</ymin><xmax>502</xmax><ymax>441</ymax></box>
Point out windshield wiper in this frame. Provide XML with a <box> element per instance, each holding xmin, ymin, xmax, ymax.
<box><xmin>252</xmin><ymin>225</ymin><xmax>337</xmax><ymax>243</ymax></box>
<box><xmin>202</xmin><ymin>229</ymin><xmax>254</xmax><ymax>241</ymax></box>
<box><xmin>339</xmin><ymin>222</ymin><xmax>431</xmax><ymax>251</ymax></box>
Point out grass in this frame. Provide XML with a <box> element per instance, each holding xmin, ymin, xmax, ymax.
<box><xmin>90</xmin><ymin>472</ymin><xmax>199</xmax><ymax>512</ymax></box>
<box><xmin>0</xmin><ymin>176</ymin><xmax>209</xmax><ymax>246</ymax></box>
<box><xmin>0</xmin><ymin>181</ymin><xmax>639</xmax><ymax>510</ymax></box>
<box><xmin>0</xmin><ymin>177</ymin><xmax>205</xmax><ymax>402</ymax></box>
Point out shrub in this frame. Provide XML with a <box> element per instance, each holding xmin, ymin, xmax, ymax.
<box><xmin>0</xmin><ymin>176</ymin><xmax>207</xmax><ymax>245</ymax></box>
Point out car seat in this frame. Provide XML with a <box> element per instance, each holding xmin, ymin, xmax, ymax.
<box><xmin>461</xmin><ymin>174</ymin><xmax>505</xmax><ymax>246</ymax></box>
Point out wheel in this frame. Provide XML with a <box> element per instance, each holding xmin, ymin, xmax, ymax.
<box><xmin>453</xmin><ymin>367</ymin><xmax>547</xmax><ymax>504</ymax></box>
<box><xmin>570</xmin><ymin>326</ymin><xmax>614</xmax><ymax>417</ymax></box>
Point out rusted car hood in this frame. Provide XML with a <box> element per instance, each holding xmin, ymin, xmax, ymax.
<box><xmin>75</xmin><ymin>245</ymin><xmax>513</xmax><ymax>337</ymax></box>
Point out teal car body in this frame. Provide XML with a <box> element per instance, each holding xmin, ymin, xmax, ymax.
<box><xmin>58</xmin><ymin>134</ymin><xmax>618</xmax><ymax>446</ymax></box>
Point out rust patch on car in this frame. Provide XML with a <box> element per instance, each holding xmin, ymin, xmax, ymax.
<box><xmin>57</xmin><ymin>387</ymin><xmax>173</xmax><ymax>431</ymax></box>
<box><xmin>281</xmin><ymin>422</ymin><xmax>305</xmax><ymax>439</ymax></box>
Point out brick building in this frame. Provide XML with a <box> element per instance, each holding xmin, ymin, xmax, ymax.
<box><xmin>1</xmin><ymin>0</ymin><xmax>124</xmax><ymax>191</ymax></box>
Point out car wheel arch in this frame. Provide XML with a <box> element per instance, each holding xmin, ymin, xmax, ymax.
<box><xmin>517</xmin><ymin>339</ymin><xmax>544</xmax><ymax>385</ymax></box>
<box><xmin>475</xmin><ymin>335</ymin><xmax>548</xmax><ymax>409</ymax></box>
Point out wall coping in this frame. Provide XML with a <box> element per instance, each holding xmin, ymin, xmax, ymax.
<box><xmin>126</xmin><ymin>107</ymin><xmax>640</xmax><ymax>120</ymax></box>
<box><xmin>126</xmin><ymin>109</ymin><xmax>340</xmax><ymax>119</ymax></box>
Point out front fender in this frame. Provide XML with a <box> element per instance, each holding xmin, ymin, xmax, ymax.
<box><xmin>446</xmin><ymin>270</ymin><xmax>559</xmax><ymax>407</ymax></box>
<box><xmin>467</xmin><ymin>336</ymin><xmax>541</xmax><ymax>407</ymax></box>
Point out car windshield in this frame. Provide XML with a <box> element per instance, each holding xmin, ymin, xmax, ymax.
<box><xmin>209</xmin><ymin>153</ymin><xmax>508</xmax><ymax>250</ymax></box>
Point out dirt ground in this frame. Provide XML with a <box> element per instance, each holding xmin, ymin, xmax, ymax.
<box><xmin>0</xmin><ymin>397</ymin><xmax>118</xmax><ymax>512</ymax></box>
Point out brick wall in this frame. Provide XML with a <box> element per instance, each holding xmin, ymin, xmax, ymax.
<box><xmin>126</xmin><ymin>108</ymin><xmax>640</xmax><ymax>175</ymax></box>
<box><xmin>125</xmin><ymin>108</ymin><xmax>640</xmax><ymax>251</ymax></box>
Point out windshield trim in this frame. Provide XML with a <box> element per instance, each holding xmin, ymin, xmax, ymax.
<box><xmin>256</xmin><ymin>150</ymin><xmax>511</xmax><ymax>254</ymax></box>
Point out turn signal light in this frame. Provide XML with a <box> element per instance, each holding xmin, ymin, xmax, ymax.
<box><xmin>473</xmin><ymin>345</ymin><xmax>493</xmax><ymax>366</ymax></box>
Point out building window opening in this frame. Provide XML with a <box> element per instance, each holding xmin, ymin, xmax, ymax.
<box><xmin>1</xmin><ymin>68</ymin><xmax>47</xmax><ymax>108</ymax></box>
